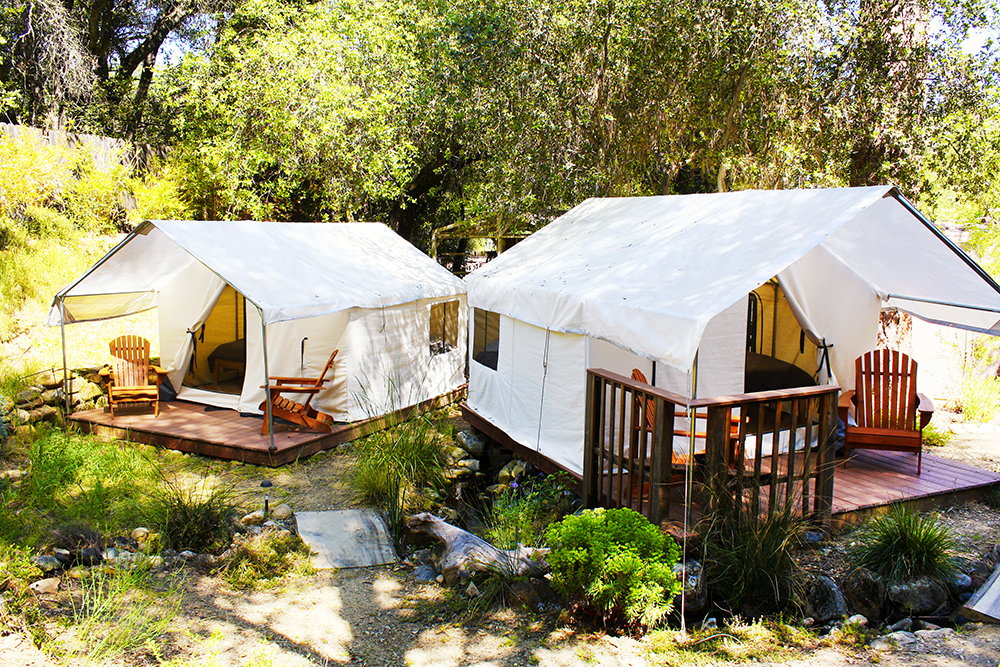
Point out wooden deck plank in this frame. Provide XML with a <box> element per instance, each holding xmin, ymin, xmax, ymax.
<box><xmin>71</xmin><ymin>388</ymin><xmax>465</xmax><ymax>467</ymax></box>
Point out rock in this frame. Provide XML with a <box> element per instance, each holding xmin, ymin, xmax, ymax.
<box><xmin>912</xmin><ymin>620</ymin><xmax>940</xmax><ymax>631</ymax></box>
<box><xmin>949</xmin><ymin>572</ymin><xmax>974</xmax><ymax>595</ymax></box>
<box><xmin>53</xmin><ymin>548</ymin><xmax>73</xmax><ymax>565</ymax></box>
<box><xmin>466</xmin><ymin>582</ymin><xmax>480</xmax><ymax>598</ymax></box>
<box><xmin>498</xmin><ymin>459</ymin><xmax>527</xmax><ymax>485</ymax></box>
<box><xmin>66</xmin><ymin>567</ymin><xmax>91</xmax><ymax>579</ymax></box>
<box><xmin>484</xmin><ymin>484</ymin><xmax>509</xmax><ymax>496</ymax></box>
<box><xmin>959</xmin><ymin>591</ymin><xmax>973</xmax><ymax>603</ymax></box>
<box><xmin>507</xmin><ymin>578</ymin><xmax>561</xmax><ymax>614</ymax></box>
<box><xmin>991</xmin><ymin>543</ymin><xmax>1000</xmax><ymax>565</ymax></box>
<box><xmin>438</xmin><ymin>507</ymin><xmax>461</xmax><ymax>524</ymax></box>
<box><xmin>131</xmin><ymin>527</ymin><xmax>150</xmax><ymax>542</ymax></box>
<box><xmin>16</xmin><ymin>388</ymin><xmax>42</xmax><ymax>408</ymax></box>
<box><xmin>75</xmin><ymin>381</ymin><xmax>103</xmax><ymax>405</ymax></box>
<box><xmin>803</xmin><ymin>574</ymin><xmax>848</xmax><ymax>624</ymax></box>
<box><xmin>148</xmin><ymin>556</ymin><xmax>165</xmax><ymax>569</ymax></box>
<box><xmin>456</xmin><ymin>430</ymin><xmax>485</xmax><ymax>457</ymax></box>
<box><xmin>843</xmin><ymin>567</ymin><xmax>885</xmax><ymax>621</ymax></box>
<box><xmin>272</xmin><ymin>504</ymin><xmax>293</xmax><ymax>520</ymax></box>
<box><xmin>34</xmin><ymin>405</ymin><xmax>58</xmax><ymax>422</ymax></box>
<box><xmin>845</xmin><ymin>614</ymin><xmax>868</xmax><ymax>628</ymax></box>
<box><xmin>915</xmin><ymin>627</ymin><xmax>956</xmax><ymax>639</ymax></box>
<box><xmin>440</xmin><ymin>445</ymin><xmax>470</xmax><ymax>465</ymax></box>
<box><xmin>73</xmin><ymin>548</ymin><xmax>102</xmax><ymax>566</ymax></box>
<box><xmin>701</xmin><ymin>617</ymin><xmax>717</xmax><ymax>630</ymax></box>
<box><xmin>14</xmin><ymin>409</ymin><xmax>30</xmax><ymax>424</ymax></box>
<box><xmin>436</xmin><ymin>574</ymin><xmax>445</xmax><ymax>584</ymax></box>
<box><xmin>443</xmin><ymin>467</ymin><xmax>474</xmax><ymax>480</ymax></box>
<box><xmin>0</xmin><ymin>470</ymin><xmax>24</xmax><ymax>482</ymax></box>
<box><xmin>32</xmin><ymin>555</ymin><xmax>62</xmax><ymax>572</ymax></box>
<box><xmin>36</xmin><ymin>370</ymin><xmax>65</xmax><ymax>389</ymax></box>
<box><xmin>802</xmin><ymin>530</ymin><xmax>825</xmax><ymax>546</ymax></box>
<box><xmin>241</xmin><ymin>510</ymin><xmax>265</xmax><ymax>525</ymax></box>
<box><xmin>673</xmin><ymin>560</ymin><xmax>707</xmax><ymax>616</ymax></box>
<box><xmin>414</xmin><ymin>564</ymin><xmax>438</xmax><ymax>584</ymax></box>
<box><xmin>801</xmin><ymin>617</ymin><xmax>815</xmax><ymax>627</ymax></box>
<box><xmin>409</xmin><ymin>549</ymin><xmax>435</xmax><ymax>567</ymax></box>
<box><xmin>29</xmin><ymin>578</ymin><xmax>60</xmax><ymax>595</ymax></box>
<box><xmin>888</xmin><ymin>576</ymin><xmax>949</xmax><ymax>616</ymax></box>
<box><xmin>193</xmin><ymin>554</ymin><xmax>216</xmax><ymax>569</ymax></box>
<box><xmin>968</xmin><ymin>559</ymin><xmax>993</xmax><ymax>589</ymax></box>
<box><xmin>871</xmin><ymin>631</ymin><xmax>918</xmax><ymax>650</ymax></box>
<box><xmin>0</xmin><ymin>395</ymin><xmax>14</xmax><ymax>415</ymax></box>
<box><xmin>454</xmin><ymin>459</ymin><xmax>480</xmax><ymax>473</ymax></box>
<box><xmin>178</xmin><ymin>550</ymin><xmax>196</xmax><ymax>559</ymax></box>
<box><xmin>886</xmin><ymin>617</ymin><xmax>912</xmax><ymax>633</ymax></box>
<box><xmin>40</xmin><ymin>389</ymin><xmax>60</xmax><ymax>405</ymax></box>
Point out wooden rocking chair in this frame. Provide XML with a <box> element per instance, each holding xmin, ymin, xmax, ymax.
<box><xmin>842</xmin><ymin>349</ymin><xmax>933</xmax><ymax>474</ymax></box>
<box><xmin>103</xmin><ymin>335</ymin><xmax>166</xmax><ymax>418</ymax></box>
<box><xmin>259</xmin><ymin>350</ymin><xmax>339</xmax><ymax>435</ymax></box>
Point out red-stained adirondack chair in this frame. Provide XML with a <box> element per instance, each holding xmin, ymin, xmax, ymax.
<box><xmin>841</xmin><ymin>349</ymin><xmax>933</xmax><ymax>474</ymax></box>
<box><xmin>105</xmin><ymin>335</ymin><xmax>166</xmax><ymax>418</ymax></box>
<box><xmin>259</xmin><ymin>349</ymin><xmax>339</xmax><ymax>435</ymax></box>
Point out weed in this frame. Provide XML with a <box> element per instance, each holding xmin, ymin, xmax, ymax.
<box><xmin>646</xmin><ymin>617</ymin><xmax>812</xmax><ymax>666</ymax></box>
<box><xmin>700</xmin><ymin>502</ymin><xmax>804</xmax><ymax>617</ymax></box>
<box><xmin>853</xmin><ymin>505</ymin><xmax>957</xmax><ymax>582</ymax></box>
<box><xmin>960</xmin><ymin>373</ymin><xmax>1000</xmax><ymax>423</ymax></box>
<box><xmin>65</xmin><ymin>568</ymin><xmax>181</xmax><ymax>663</ymax></box>
<box><xmin>220</xmin><ymin>530</ymin><xmax>316</xmax><ymax>591</ymax></box>
<box><xmin>485</xmin><ymin>472</ymin><xmax>574</xmax><ymax>550</ymax></box>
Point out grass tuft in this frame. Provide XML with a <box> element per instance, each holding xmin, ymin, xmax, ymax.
<box><xmin>143</xmin><ymin>477</ymin><xmax>237</xmax><ymax>554</ymax></box>
<box><xmin>960</xmin><ymin>374</ymin><xmax>1000</xmax><ymax>423</ymax></box>
<box><xmin>853</xmin><ymin>505</ymin><xmax>957</xmax><ymax>582</ymax></box>
<box><xmin>221</xmin><ymin>530</ymin><xmax>316</xmax><ymax>591</ymax></box>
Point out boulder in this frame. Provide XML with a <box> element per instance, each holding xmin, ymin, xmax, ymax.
<box><xmin>241</xmin><ymin>510</ymin><xmax>265</xmax><ymax>525</ymax></box>
<box><xmin>40</xmin><ymin>389</ymin><xmax>60</xmax><ymax>405</ymax></box>
<box><xmin>456</xmin><ymin>430</ymin><xmax>485</xmax><ymax>457</ymax></box>
<box><xmin>843</xmin><ymin>567</ymin><xmax>886</xmax><ymax>621</ymax></box>
<box><xmin>871</xmin><ymin>630</ymin><xmax>918</xmax><ymax>650</ymax></box>
<box><xmin>887</xmin><ymin>617</ymin><xmax>913</xmax><ymax>632</ymax></box>
<box><xmin>75</xmin><ymin>381</ymin><xmax>103</xmax><ymax>405</ymax></box>
<box><xmin>130</xmin><ymin>527</ymin><xmax>150</xmax><ymax>542</ymax></box>
<box><xmin>915</xmin><ymin>627</ymin><xmax>956</xmax><ymax>639</ymax></box>
<box><xmin>673</xmin><ymin>559</ymin><xmax>708</xmax><ymax>616</ymax></box>
<box><xmin>32</xmin><ymin>555</ymin><xmax>62</xmax><ymax>572</ymax></box>
<box><xmin>414</xmin><ymin>564</ymin><xmax>438</xmax><ymax>584</ymax></box>
<box><xmin>845</xmin><ymin>614</ymin><xmax>868</xmax><ymax>627</ymax></box>
<box><xmin>29</xmin><ymin>578</ymin><xmax>60</xmax><ymax>595</ymax></box>
<box><xmin>506</xmin><ymin>578</ymin><xmax>562</xmax><ymax>614</ymax></box>
<box><xmin>949</xmin><ymin>572</ymin><xmax>974</xmax><ymax>595</ymax></box>
<box><xmin>16</xmin><ymin>388</ymin><xmax>42</xmax><ymax>408</ymax></box>
<box><xmin>14</xmin><ymin>409</ymin><xmax>30</xmax><ymax>424</ymax></box>
<box><xmin>888</xmin><ymin>576</ymin><xmax>949</xmax><ymax>616</ymax></box>
<box><xmin>802</xmin><ymin>574</ymin><xmax>848</xmax><ymax>624</ymax></box>
<box><xmin>0</xmin><ymin>395</ymin><xmax>14</xmax><ymax>415</ymax></box>
<box><xmin>30</xmin><ymin>405</ymin><xmax>58</xmax><ymax>423</ymax></box>
<box><xmin>498</xmin><ymin>459</ymin><xmax>527</xmax><ymax>485</ymax></box>
<box><xmin>272</xmin><ymin>503</ymin><xmax>294</xmax><ymax>520</ymax></box>
<box><xmin>454</xmin><ymin>459</ymin><xmax>480</xmax><ymax>473</ymax></box>
<box><xmin>440</xmin><ymin>445</ymin><xmax>470</xmax><ymax>465</ymax></box>
<box><xmin>967</xmin><ymin>558</ymin><xmax>993</xmax><ymax>589</ymax></box>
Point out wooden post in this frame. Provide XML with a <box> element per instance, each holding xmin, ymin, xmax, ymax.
<box><xmin>813</xmin><ymin>390</ymin><xmax>838</xmax><ymax>523</ymax></box>
<box><xmin>705</xmin><ymin>405</ymin><xmax>731</xmax><ymax>515</ymax></box>
<box><xmin>650</xmin><ymin>397</ymin><xmax>674</xmax><ymax>525</ymax></box>
<box><xmin>582</xmin><ymin>371</ymin><xmax>599</xmax><ymax>510</ymax></box>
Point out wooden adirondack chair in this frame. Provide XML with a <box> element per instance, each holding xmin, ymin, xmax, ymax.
<box><xmin>842</xmin><ymin>349</ymin><xmax>933</xmax><ymax>474</ymax></box>
<box><xmin>105</xmin><ymin>335</ymin><xmax>166</xmax><ymax>418</ymax></box>
<box><xmin>259</xmin><ymin>350</ymin><xmax>339</xmax><ymax>435</ymax></box>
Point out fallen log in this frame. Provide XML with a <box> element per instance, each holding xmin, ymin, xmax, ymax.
<box><xmin>406</xmin><ymin>512</ymin><xmax>549</xmax><ymax>585</ymax></box>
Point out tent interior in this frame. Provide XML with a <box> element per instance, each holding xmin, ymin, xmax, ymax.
<box><xmin>186</xmin><ymin>284</ymin><xmax>247</xmax><ymax>395</ymax></box>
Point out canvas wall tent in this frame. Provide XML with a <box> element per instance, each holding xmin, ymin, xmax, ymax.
<box><xmin>465</xmin><ymin>186</ymin><xmax>1000</xmax><ymax>475</ymax></box>
<box><xmin>50</xmin><ymin>221</ymin><xmax>467</xmax><ymax>434</ymax></box>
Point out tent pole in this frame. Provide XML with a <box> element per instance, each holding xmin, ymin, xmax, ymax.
<box><xmin>59</xmin><ymin>298</ymin><xmax>70</xmax><ymax>414</ymax></box>
<box><xmin>680</xmin><ymin>350</ymin><xmax>699</xmax><ymax>636</ymax></box>
<box><xmin>260</xmin><ymin>312</ymin><xmax>276</xmax><ymax>452</ymax></box>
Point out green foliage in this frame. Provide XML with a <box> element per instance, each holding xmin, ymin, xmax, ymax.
<box><xmin>922</xmin><ymin>422</ymin><xmax>954</xmax><ymax>448</ymax></box>
<box><xmin>485</xmin><ymin>472</ymin><xmax>574</xmax><ymax>549</ymax></box>
<box><xmin>545</xmin><ymin>508</ymin><xmax>681</xmax><ymax>630</ymax></box>
<box><xmin>647</xmin><ymin>617</ymin><xmax>814</xmax><ymax>665</ymax></box>
<box><xmin>221</xmin><ymin>530</ymin><xmax>316</xmax><ymax>591</ymax></box>
<box><xmin>700</xmin><ymin>504</ymin><xmax>804</xmax><ymax>617</ymax></box>
<box><xmin>854</xmin><ymin>506</ymin><xmax>957</xmax><ymax>582</ymax></box>
<box><xmin>67</xmin><ymin>569</ymin><xmax>181</xmax><ymax>663</ymax></box>
<box><xmin>142</xmin><ymin>478</ymin><xmax>236</xmax><ymax>554</ymax></box>
<box><xmin>960</xmin><ymin>373</ymin><xmax>1000</xmax><ymax>423</ymax></box>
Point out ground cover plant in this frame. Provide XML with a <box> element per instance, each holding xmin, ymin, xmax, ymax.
<box><xmin>545</xmin><ymin>507</ymin><xmax>682</xmax><ymax>631</ymax></box>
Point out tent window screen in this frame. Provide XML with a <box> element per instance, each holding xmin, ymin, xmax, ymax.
<box><xmin>472</xmin><ymin>308</ymin><xmax>500</xmax><ymax>370</ymax></box>
<box><xmin>430</xmin><ymin>300</ymin><xmax>459</xmax><ymax>355</ymax></box>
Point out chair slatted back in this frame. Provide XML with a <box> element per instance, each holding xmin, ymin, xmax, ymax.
<box><xmin>301</xmin><ymin>350</ymin><xmax>338</xmax><ymax>411</ymax></box>
<box><xmin>855</xmin><ymin>349</ymin><xmax>918</xmax><ymax>432</ymax></box>
<box><xmin>110</xmin><ymin>335</ymin><xmax>150</xmax><ymax>387</ymax></box>
<box><xmin>631</xmin><ymin>368</ymin><xmax>656</xmax><ymax>431</ymax></box>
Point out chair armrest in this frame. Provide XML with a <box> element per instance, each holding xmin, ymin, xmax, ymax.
<box><xmin>98</xmin><ymin>366</ymin><xmax>112</xmax><ymax>377</ymax></box>
<box><xmin>917</xmin><ymin>393</ymin><xmax>934</xmax><ymax>430</ymax></box>
<box><xmin>150</xmin><ymin>365</ymin><xmax>167</xmax><ymax>375</ymax></box>
<box><xmin>268</xmin><ymin>376</ymin><xmax>330</xmax><ymax>385</ymax></box>
<box><xmin>838</xmin><ymin>390</ymin><xmax>855</xmax><ymax>425</ymax></box>
<box><xmin>262</xmin><ymin>385</ymin><xmax>323</xmax><ymax>394</ymax></box>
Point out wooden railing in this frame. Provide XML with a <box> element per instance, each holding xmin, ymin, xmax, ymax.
<box><xmin>582</xmin><ymin>368</ymin><xmax>840</xmax><ymax>526</ymax></box>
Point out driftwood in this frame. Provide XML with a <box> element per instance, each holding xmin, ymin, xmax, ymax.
<box><xmin>407</xmin><ymin>512</ymin><xmax>549</xmax><ymax>585</ymax></box>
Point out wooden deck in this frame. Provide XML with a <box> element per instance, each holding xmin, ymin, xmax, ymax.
<box><xmin>70</xmin><ymin>387</ymin><xmax>465</xmax><ymax>467</ymax></box>
<box><xmin>462</xmin><ymin>403</ymin><xmax>1000</xmax><ymax>526</ymax></box>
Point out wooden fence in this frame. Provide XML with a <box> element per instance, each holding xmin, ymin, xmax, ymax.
<box><xmin>581</xmin><ymin>368</ymin><xmax>840</xmax><ymax>526</ymax></box>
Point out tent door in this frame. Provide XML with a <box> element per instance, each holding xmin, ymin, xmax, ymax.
<box><xmin>183</xmin><ymin>284</ymin><xmax>247</xmax><ymax>395</ymax></box>
<box><xmin>745</xmin><ymin>280</ymin><xmax>819</xmax><ymax>392</ymax></box>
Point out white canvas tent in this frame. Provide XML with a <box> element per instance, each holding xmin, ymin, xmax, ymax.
<box><xmin>50</xmin><ymin>220</ymin><xmax>467</xmax><ymax>441</ymax></box>
<box><xmin>465</xmin><ymin>186</ymin><xmax>1000</xmax><ymax>474</ymax></box>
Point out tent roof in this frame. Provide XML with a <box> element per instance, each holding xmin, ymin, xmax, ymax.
<box><xmin>466</xmin><ymin>186</ymin><xmax>1000</xmax><ymax>373</ymax></box>
<box><xmin>51</xmin><ymin>220</ymin><xmax>466</xmax><ymax>325</ymax></box>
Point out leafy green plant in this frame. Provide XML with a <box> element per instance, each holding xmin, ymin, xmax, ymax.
<box><xmin>700</xmin><ymin>503</ymin><xmax>804</xmax><ymax>617</ymax></box>
<box><xmin>221</xmin><ymin>530</ymin><xmax>316</xmax><ymax>591</ymax></box>
<box><xmin>545</xmin><ymin>508</ymin><xmax>681</xmax><ymax>630</ymax></box>
<box><xmin>922</xmin><ymin>422</ymin><xmax>954</xmax><ymax>447</ymax></box>
<box><xmin>485</xmin><ymin>472</ymin><xmax>574</xmax><ymax>549</ymax></box>
<box><xmin>960</xmin><ymin>373</ymin><xmax>1000</xmax><ymax>423</ymax></box>
<box><xmin>143</xmin><ymin>477</ymin><xmax>237</xmax><ymax>554</ymax></box>
<box><xmin>853</xmin><ymin>505</ymin><xmax>957</xmax><ymax>582</ymax></box>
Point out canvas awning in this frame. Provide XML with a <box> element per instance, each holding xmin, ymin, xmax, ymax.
<box><xmin>50</xmin><ymin>220</ymin><xmax>466</xmax><ymax>325</ymax></box>
<box><xmin>467</xmin><ymin>186</ymin><xmax>1000</xmax><ymax>376</ymax></box>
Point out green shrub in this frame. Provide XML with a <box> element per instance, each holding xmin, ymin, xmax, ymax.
<box><xmin>853</xmin><ymin>505</ymin><xmax>957</xmax><ymax>582</ymax></box>
<box><xmin>545</xmin><ymin>508</ymin><xmax>681</xmax><ymax>630</ymax></box>
<box><xmin>960</xmin><ymin>374</ymin><xmax>1000</xmax><ymax>423</ymax></box>
<box><xmin>701</xmin><ymin>504</ymin><xmax>804</xmax><ymax>617</ymax></box>
<box><xmin>143</xmin><ymin>478</ymin><xmax>236</xmax><ymax>554</ymax></box>
<box><xmin>221</xmin><ymin>530</ymin><xmax>316</xmax><ymax>591</ymax></box>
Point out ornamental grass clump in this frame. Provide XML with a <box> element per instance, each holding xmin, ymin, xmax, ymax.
<box><xmin>854</xmin><ymin>505</ymin><xmax>957</xmax><ymax>582</ymax></box>
<box><xmin>545</xmin><ymin>507</ymin><xmax>681</xmax><ymax>631</ymax></box>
